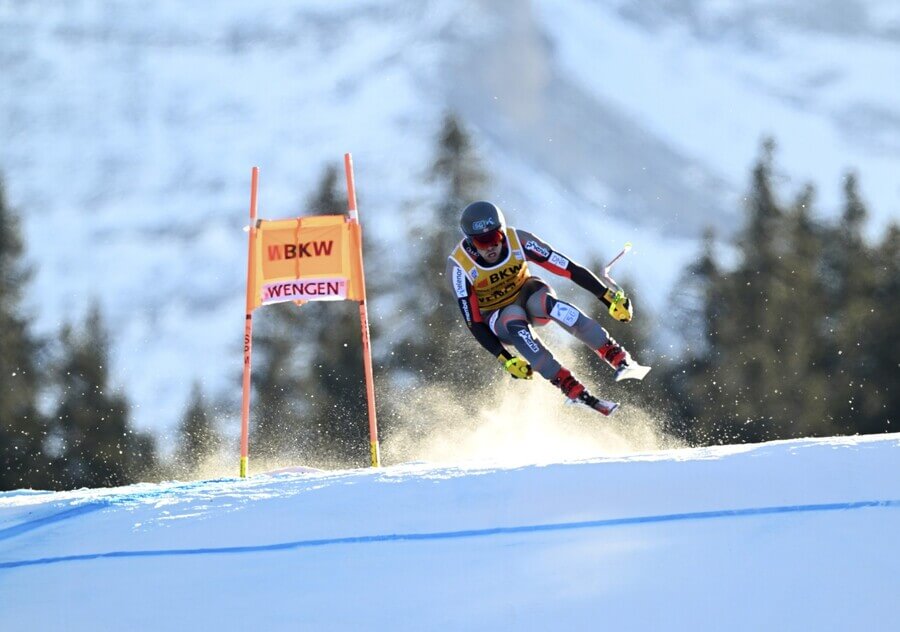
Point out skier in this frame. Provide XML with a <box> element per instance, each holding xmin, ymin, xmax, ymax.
<box><xmin>446</xmin><ymin>201</ymin><xmax>650</xmax><ymax>415</ymax></box>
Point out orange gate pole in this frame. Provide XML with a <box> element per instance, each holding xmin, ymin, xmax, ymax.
<box><xmin>239</xmin><ymin>166</ymin><xmax>259</xmax><ymax>477</ymax></box>
<box><xmin>344</xmin><ymin>153</ymin><xmax>381</xmax><ymax>467</ymax></box>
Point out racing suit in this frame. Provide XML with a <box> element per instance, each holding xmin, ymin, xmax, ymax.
<box><xmin>446</xmin><ymin>227</ymin><xmax>621</xmax><ymax>381</ymax></box>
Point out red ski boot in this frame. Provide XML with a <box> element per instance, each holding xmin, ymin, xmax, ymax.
<box><xmin>597</xmin><ymin>340</ymin><xmax>651</xmax><ymax>382</ymax></box>
<box><xmin>551</xmin><ymin>368</ymin><xmax>585</xmax><ymax>400</ymax></box>
<box><xmin>597</xmin><ymin>340</ymin><xmax>630</xmax><ymax>369</ymax></box>
<box><xmin>552</xmin><ymin>368</ymin><xmax>620</xmax><ymax>415</ymax></box>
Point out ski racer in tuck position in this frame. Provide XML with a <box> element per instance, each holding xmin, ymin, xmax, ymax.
<box><xmin>446</xmin><ymin>201</ymin><xmax>650</xmax><ymax>416</ymax></box>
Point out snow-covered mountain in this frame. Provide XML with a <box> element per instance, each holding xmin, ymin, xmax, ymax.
<box><xmin>2</xmin><ymin>0</ymin><xmax>898</xmax><ymax>445</ymax></box>
<box><xmin>2</xmin><ymin>434</ymin><xmax>899</xmax><ymax>630</ymax></box>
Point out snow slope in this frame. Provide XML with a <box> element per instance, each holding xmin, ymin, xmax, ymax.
<box><xmin>2</xmin><ymin>0</ymin><xmax>898</xmax><ymax>444</ymax></box>
<box><xmin>2</xmin><ymin>434</ymin><xmax>898</xmax><ymax>630</ymax></box>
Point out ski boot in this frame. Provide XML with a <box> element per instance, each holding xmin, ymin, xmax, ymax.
<box><xmin>552</xmin><ymin>368</ymin><xmax>620</xmax><ymax>416</ymax></box>
<box><xmin>597</xmin><ymin>340</ymin><xmax>651</xmax><ymax>382</ymax></box>
<box><xmin>551</xmin><ymin>368</ymin><xmax>585</xmax><ymax>400</ymax></box>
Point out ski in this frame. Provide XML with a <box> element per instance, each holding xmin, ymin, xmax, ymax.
<box><xmin>566</xmin><ymin>392</ymin><xmax>620</xmax><ymax>416</ymax></box>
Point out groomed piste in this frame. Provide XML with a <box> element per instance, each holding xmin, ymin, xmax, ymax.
<box><xmin>2</xmin><ymin>434</ymin><xmax>898</xmax><ymax>630</ymax></box>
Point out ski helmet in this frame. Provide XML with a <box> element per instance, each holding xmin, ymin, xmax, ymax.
<box><xmin>459</xmin><ymin>201</ymin><xmax>506</xmax><ymax>240</ymax></box>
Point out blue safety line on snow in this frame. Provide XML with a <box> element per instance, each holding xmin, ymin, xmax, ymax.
<box><xmin>2</xmin><ymin>498</ymin><xmax>898</xmax><ymax>570</ymax></box>
<box><xmin>0</xmin><ymin>503</ymin><xmax>106</xmax><ymax>542</ymax></box>
<box><xmin>0</xmin><ymin>480</ymin><xmax>242</xmax><ymax>544</ymax></box>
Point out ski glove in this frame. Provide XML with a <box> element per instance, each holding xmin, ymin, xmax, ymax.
<box><xmin>600</xmin><ymin>288</ymin><xmax>633</xmax><ymax>323</ymax></box>
<box><xmin>499</xmin><ymin>355</ymin><xmax>533</xmax><ymax>379</ymax></box>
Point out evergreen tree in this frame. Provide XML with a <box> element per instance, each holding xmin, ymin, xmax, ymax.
<box><xmin>830</xmin><ymin>173</ymin><xmax>897</xmax><ymax>432</ymax></box>
<box><xmin>392</xmin><ymin>113</ymin><xmax>492</xmax><ymax>393</ymax></box>
<box><xmin>662</xmin><ymin>229</ymin><xmax>731</xmax><ymax>444</ymax></box>
<box><xmin>666</xmin><ymin>142</ymin><xmax>833</xmax><ymax>444</ymax></box>
<box><xmin>301</xmin><ymin>300</ymin><xmax>372</xmax><ymax>466</ymax></box>
<box><xmin>664</xmin><ymin>149</ymin><xmax>897</xmax><ymax>445</ymax></box>
<box><xmin>250</xmin><ymin>301</ymin><xmax>311</xmax><ymax>460</ymax></box>
<box><xmin>52</xmin><ymin>304</ymin><xmax>157</xmax><ymax>488</ymax></box>
<box><xmin>671</xmin><ymin>229</ymin><xmax>724</xmax><ymax>359</ymax></box>
<box><xmin>174</xmin><ymin>381</ymin><xmax>219</xmax><ymax>477</ymax></box>
<box><xmin>0</xmin><ymin>177</ymin><xmax>53</xmax><ymax>490</ymax></box>
<box><xmin>864</xmin><ymin>224</ymin><xmax>900</xmax><ymax>433</ymax></box>
<box><xmin>775</xmin><ymin>185</ymin><xmax>834</xmax><ymax>436</ymax></box>
<box><xmin>819</xmin><ymin>173</ymin><xmax>876</xmax><ymax>333</ymax></box>
<box><xmin>298</xmin><ymin>164</ymin><xmax>387</xmax><ymax>466</ymax></box>
<box><xmin>303</xmin><ymin>164</ymin><xmax>344</xmax><ymax>215</ymax></box>
<box><xmin>250</xmin><ymin>163</ymin><xmax>383</xmax><ymax>466</ymax></box>
<box><xmin>740</xmin><ymin>138</ymin><xmax>785</xmax><ymax>277</ymax></box>
<box><xmin>708</xmin><ymin>140</ymin><xmax>790</xmax><ymax>443</ymax></box>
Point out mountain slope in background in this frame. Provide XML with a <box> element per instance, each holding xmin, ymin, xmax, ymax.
<box><xmin>1</xmin><ymin>0</ymin><xmax>898</xmax><ymax>442</ymax></box>
<box><xmin>1</xmin><ymin>434</ymin><xmax>899</xmax><ymax>629</ymax></box>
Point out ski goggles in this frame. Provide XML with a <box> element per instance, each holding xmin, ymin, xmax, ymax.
<box><xmin>470</xmin><ymin>229</ymin><xmax>504</xmax><ymax>248</ymax></box>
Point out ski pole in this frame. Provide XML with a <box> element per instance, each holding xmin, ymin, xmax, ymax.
<box><xmin>602</xmin><ymin>242</ymin><xmax>632</xmax><ymax>291</ymax></box>
<box><xmin>603</xmin><ymin>242</ymin><xmax>632</xmax><ymax>279</ymax></box>
<box><xmin>602</xmin><ymin>242</ymin><xmax>632</xmax><ymax>319</ymax></box>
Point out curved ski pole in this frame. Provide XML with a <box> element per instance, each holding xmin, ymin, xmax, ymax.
<box><xmin>604</xmin><ymin>242</ymin><xmax>632</xmax><ymax>276</ymax></box>
<box><xmin>601</xmin><ymin>242</ymin><xmax>632</xmax><ymax>293</ymax></box>
<box><xmin>600</xmin><ymin>243</ymin><xmax>633</xmax><ymax>319</ymax></box>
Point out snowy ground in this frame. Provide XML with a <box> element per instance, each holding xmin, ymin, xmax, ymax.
<box><xmin>2</xmin><ymin>433</ymin><xmax>898</xmax><ymax>630</ymax></box>
<box><xmin>2</xmin><ymin>1</ymin><xmax>899</xmax><ymax>446</ymax></box>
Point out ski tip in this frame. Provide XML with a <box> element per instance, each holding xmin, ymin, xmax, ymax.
<box><xmin>614</xmin><ymin>364</ymin><xmax>651</xmax><ymax>382</ymax></box>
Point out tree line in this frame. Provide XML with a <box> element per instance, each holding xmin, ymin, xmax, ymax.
<box><xmin>0</xmin><ymin>178</ymin><xmax>221</xmax><ymax>490</ymax></box>
<box><xmin>657</xmin><ymin>139</ymin><xmax>898</xmax><ymax>444</ymax></box>
<box><xmin>2</xmin><ymin>120</ymin><xmax>897</xmax><ymax>490</ymax></box>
